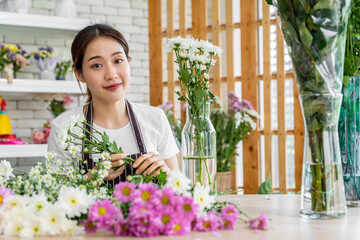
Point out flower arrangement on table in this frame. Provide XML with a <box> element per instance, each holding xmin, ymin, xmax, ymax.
<box><xmin>0</xmin><ymin>154</ymin><xmax>269</xmax><ymax>238</ymax></box>
<box><xmin>0</xmin><ymin>114</ymin><xmax>269</xmax><ymax>237</ymax></box>
<box><xmin>55</xmin><ymin>59</ymin><xmax>72</xmax><ymax>80</ymax></box>
<box><xmin>0</xmin><ymin>44</ymin><xmax>28</xmax><ymax>83</ymax></box>
<box><xmin>30</xmin><ymin>47</ymin><xmax>57</xmax><ymax>80</ymax></box>
<box><xmin>31</xmin><ymin>119</ymin><xmax>52</xmax><ymax>144</ymax></box>
<box><xmin>211</xmin><ymin>91</ymin><xmax>259</xmax><ymax>173</ymax></box>
<box><xmin>158</xmin><ymin>100</ymin><xmax>182</xmax><ymax>148</ymax></box>
<box><xmin>166</xmin><ymin>36</ymin><xmax>222</xmax><ymax>192</ymax></box>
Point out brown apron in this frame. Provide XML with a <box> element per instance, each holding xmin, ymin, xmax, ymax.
<box><xmin>81</xmin><ymin>99</ymin><xmax>147</xmax><ymax>187</ymax></box>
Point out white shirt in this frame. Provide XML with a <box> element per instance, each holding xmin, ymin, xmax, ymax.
<box><xmin>47</xmin><ymin>101</ymin><xmax>180</xmax><ymax>163</ymax></box>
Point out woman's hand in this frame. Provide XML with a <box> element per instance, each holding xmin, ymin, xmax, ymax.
<box><xmin>132</xmin><ymin>152</ymin><xmax>171</xmax><ymax>176</ymax></box>
<box><xmin>103</xmin><ymin>153</ymin><xmax>126</xmax><ymax>181</ymax></box>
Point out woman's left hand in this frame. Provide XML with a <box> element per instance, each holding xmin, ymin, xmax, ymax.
<box><xmin>133</xmin><ymin>152</ymin><xmax>171</xmax><ymax>176</ymax></box>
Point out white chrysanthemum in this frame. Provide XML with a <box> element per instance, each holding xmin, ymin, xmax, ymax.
<box><xmin>100</xmin><ymin>152</ymin><xmax>111</xmax><ymax>160</ymax></box>
<box><xmin>28</xmin><ymin>167</ymin><xmax>40</xmax><ymax>179</ymax></box>
<box><xmin>3</xmin><ymin>217</ymin><xmax>25</xmax><ymax>237</ymax></box>
<box><xmin>203</xmin><ymin>73</ymin><xmax>209</xmax><ymax>80</ymax></box>
<box><xmin>179</xmin><ymin>51</ymin><xmax>188</xmax><ymax>59</ymax></box>
<box><xmin>193</xmin><ymin>185</ymin><xmax>216</xmax><ymax>214</ymax></box>
<box><xmin>29</xmin><ymin>193</ymin><xmax>49</xmax><ymax>213</ymax></box>
<box><xmin>243</xmin><ymin>108</ymin><xmax>260</xmax><ymax>119</ymax></box>
<box><xmin>62</xmin><ymin>219</ymin><xmax>84</xmax><ymax>235</ymax></box>
<box><xmin>200</xmin><ymin>64</ymin><xmax>207</xmax><ymax>71</ymax></box>
<box><xmin>98</xmin><ymin>169</ymin><xmax>108</xmax><ymax>179</ymax></box>
<box><xmin>0</xmin><ymin>160</ymin><xmax>15</xmax><ymax>179</ymax></box>
<box><xmin>77</xmin><ymin>133</ymin><xmax>85</xmax><ymax>139</ymax></box>
<box><xmin>93</xmin><ymin>157</ymin><xmax>99</xmax><ymax>163</ymax></box>
<box><xmin>45</xmin><ymin>151</ymin><xmax>57</xmax><ymax>161</ymax></box>
<box><xmin>166</xmin><ymin>36</ymin><xmax>185</xmax><ymax>51</ymax></box>
<box><xmin>57</xmin><ymin>129</ymin><xmax>69</xmax><ymax>150</ymax></box>
<box><xmin>41</xmin><ymin>204</ymin><xmax>67</xmax><ymax>236</ymax></box>
<box><xmin>103</xmin><ymin>161</ymin><xmax>112</xmax><ymax>170</ymax></box>
<box><xmin>25</xmin><ymin>218</ymin><xmax>43</xmax><ymax>236</ymax></box>
<box><xmin>79</xmin><ymin>116</ymin><xmax>86</xmax><ymax>124</ymax></box>
<box><xmin>68</xmin><ymin>144</ymin><xmax>80</xmax><ymax>157</ymax></box>
<box><xmin>57</xmin><ymin>186</ymin><xmax>94</xmax><ymax>218</ymax></box>
<box><xmin>165</xmin><ymin>169</ymin><xmax>191</xmax><ymax>195</ymax></box>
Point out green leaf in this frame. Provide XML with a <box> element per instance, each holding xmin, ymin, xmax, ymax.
<box><xmin>101</xmin><ymin>132</ymin><xmax>109</xmax><ymax>143</ymax></box>
<box><xmin>265</xmin><ymin>0</ymin><xmax>274</xmax><ymax>6</ymax></box>
<box><xmin>299</xmin><ymin>22</ymin><xmax>313</xmax><ymax>50</ymax></box>
<box><xmin>257</xmin><ymin>175</ymin><xmax>272</xmax><ymax>194</ymax></box>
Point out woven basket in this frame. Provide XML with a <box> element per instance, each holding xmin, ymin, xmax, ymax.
<box><xmin>217</xmin><ymin>171</ymin><xmax>232</xmax><ymax>193</ymax></box>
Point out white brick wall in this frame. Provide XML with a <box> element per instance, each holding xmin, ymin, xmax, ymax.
<box><xmin>1</xmin><ymin>0</ymin><xmax>151</xmax><ymax>171</ymax></box>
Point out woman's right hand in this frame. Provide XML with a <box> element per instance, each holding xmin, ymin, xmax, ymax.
<box><xmin>103</xmin><ymin>153</ymin><xmax>126</xmax><ymax>181</ymax></box>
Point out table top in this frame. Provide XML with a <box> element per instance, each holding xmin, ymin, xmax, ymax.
<box><xmin>2</xmin><ymin>194</ymin><xmax>359</xmax><ymax>240</ymax></box>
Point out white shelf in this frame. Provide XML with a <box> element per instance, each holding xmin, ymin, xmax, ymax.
<box><xmin>0</xmin><ymin>12</ymin><xmax>92</xmax><ymax>37</ymax></box>
<box><xmin>0</xmin><ymin>78</ymin><xmax>85</xmax><ymax>94</ymax></box>
<box><xmin>0</xmin><ymin>144</ymin><xmax>48</xmax><ymax>158</ymax></box>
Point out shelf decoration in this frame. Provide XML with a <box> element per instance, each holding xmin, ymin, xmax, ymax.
<box><xmin>0</xmin><ymin>44</ymin><xmax>29</xmax><ymax>83</ymax></box>
<box><xmin>30</xmin><ymin>47</ymin><xmax>57</xmax><ymax>80</ymax></box>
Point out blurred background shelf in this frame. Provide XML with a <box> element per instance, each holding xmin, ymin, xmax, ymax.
<box><xmin>0</xmin><ymin>11</ymin><xmax>91</xmax><ymax>38</ymax></box>
<box><xmin>0</xmin><ymin>144</ymin><xmax>48</xmax><ymax>158</ymax></box>
<box><xmin>0</xmin><ymin>78</ymin><xmax>85</xmax><ymax>94</ymax></box>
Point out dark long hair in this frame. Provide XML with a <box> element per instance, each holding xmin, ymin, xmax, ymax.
<box><xmin>71</xmin><ymin>24</ymin><xmax>131</xmax><ymax>103</ymax></box>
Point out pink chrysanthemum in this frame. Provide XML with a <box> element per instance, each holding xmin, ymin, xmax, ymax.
<box><xmin>248</xmin><ymin>213</ymin><xmax>269</xmax><ymax>230</ymax></box>
<box><xmin>153</xmin><ymin>187</ymin><xmax>176</xmax><ymax>210</ymax></box>
<box><xmin>193</xmin><ymin>211</ymin><xmax>222</xmax><ymax>232</ymax></box>
<box><xmin>219</xmin><ymin>205</ymin><xmax>240</xmax><ymax>229</ymax></box>
<box><xmin>84</xmin><ymin>220</ymin><xmax>98</xmax><ymax>233</ymax></box>
<box><xmin>114</xmin><ymin>181</ymin><xmax>137</xmax><ymax>203</ymax></box>
<box><xmin>128</xmin><ymin>205</ymin><xmax>162</xmax><ymax>237</ymax></box>
<box><xmin>221</xmin><ymin>204</ymin><xmax>240</xmax><ymax>218</ymax></box>
<box><xmin>133</xmin><ymin>183</ymin><xmax>157</xmax><ymax>205</ymax></box>
<box><xmin>103</xmin><ymin>207</ymin><xmax>124</xmax><ymax>235</ymax></box>
<box><xmin>176</xmin><ymin>195</ymin><xmax>198</xmax><ymax>221</ymax></box>
<box><xmin>0</xmin><ymin>186</ymin><xmax>13</xmax><ymax>206</ymax></box>
<box><xmin>167</xmin><ymin>219</ymin><xmax>191</xmax><ymax>236</ymax></box>
<box><xmin>219</xmin><ymin>214</ymin><xmax>238</xmax><ymax>230</ymax></box>
<box><xmin>88</xmin><ymin>199</ymin><xmax>118</xmax><ymax>226</ymax></box>
<box><xmin>156</xmin><ymin>206</ymin><xmax>177</xmax><ymax>234</ymax></box>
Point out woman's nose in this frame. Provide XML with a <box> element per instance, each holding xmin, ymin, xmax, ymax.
<box><xmin>104</xmin><ymin>64</ymin><xmax>119</xmax><ymax>80</ymax></box>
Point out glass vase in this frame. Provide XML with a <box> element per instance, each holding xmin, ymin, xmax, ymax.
<box><xmin>338</xmin><ymin>76</ymin><xmax>360</xmax><ymax>206</ymax></box>
<box><xmin>300</xmin><ymin>93</ymin><xmax>346</xmax><ymax>219</ymax></box>
<box><xmin>182</xmin><ymin>102</ymin><xmax>216</xmax><ymax>193</ymax></box>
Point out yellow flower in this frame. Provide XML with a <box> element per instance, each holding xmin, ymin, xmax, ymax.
<box><xmin>4</xmin><ymin>44</ymin><xmax>18</xmax><ymax>52</ymax></box>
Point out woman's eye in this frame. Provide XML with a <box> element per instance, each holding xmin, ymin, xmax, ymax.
<box><xmin>115</xmin><ymin>59</ymin><xmax>123</xmax><ymax>64</ymax></box>
<box><xmin>91</xmin><ymin>63</ymin><xmax>102</xmax><ymax>69</ymax></box>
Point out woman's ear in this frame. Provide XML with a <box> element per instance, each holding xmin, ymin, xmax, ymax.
<box><xmin>74</xmin><ymin>67</ymin><xmax>85</xmax><ymax>83</ymax></box>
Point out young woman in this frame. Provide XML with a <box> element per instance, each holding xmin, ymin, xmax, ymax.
<box><xmin>47</xmin><ymin>24</ymin><xmax>179</xmax><ymax>186</ymax></box>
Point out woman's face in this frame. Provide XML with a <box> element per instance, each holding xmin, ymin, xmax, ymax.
<box><xmin>76</xmin><ymin>36</ymin><xmax>131</xmax><ymax>104</ymax></box>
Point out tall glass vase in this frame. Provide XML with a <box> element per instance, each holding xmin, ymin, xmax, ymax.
<box><xmin>182</xmin><ymin>102</ymin><xmax>216</xmax><ymax>193</ymax></box>
<box><xmin>300</xmin><ymin>94</ymin><xmax>346</xmax><ymax>218</ymax></box>
<box><xmin>338</xmin><ymin>77</ymin><xmax>360</xmax><ymax>206</ymax></box>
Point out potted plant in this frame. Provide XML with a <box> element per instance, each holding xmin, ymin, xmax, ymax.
<box><xmin>55</xmin><ymin>59</ymin><xmax>72</xmax><ymax>80</ymax></box>
<box><xmin>211</xmin><ymin>91</ymin><xmax>259</xmax><ymax>193</ymax></box>
<box><xmin>338</xmin><ymin>0</ymin><xmax>360</xmax><ymax>205</ymax></box>
<box><xmin>0</xmin><ymin>44</ymin><xmax>28</xmax><ymax>83</ymax></box>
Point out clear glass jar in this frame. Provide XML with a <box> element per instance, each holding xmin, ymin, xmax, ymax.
<box><xmin>182</xmin><ymin>102</ymin><xmax>217</xmax><ymax>193</ymax></box>
<box><xmin>300</xmin><ymin>93</ymin><xmax>347</xmax><ymax>218</ymax></box>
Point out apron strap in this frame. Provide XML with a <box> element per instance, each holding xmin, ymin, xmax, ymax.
<box><xmin>125</xmin><ymin>99</ymin><xmax>147</xmax><ymax>153</ymax></box>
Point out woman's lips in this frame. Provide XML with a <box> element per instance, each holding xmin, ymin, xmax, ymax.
<box><xmin>104</xmin><ymin>83</ymin><xmax>122</xmax><ymax>90</ymax></box>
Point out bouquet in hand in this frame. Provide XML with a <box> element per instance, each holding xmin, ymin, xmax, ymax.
<box><xmin>57</xmin><ymin>115</ymin><xmax>136</xmax><ymax>172</ymax></box>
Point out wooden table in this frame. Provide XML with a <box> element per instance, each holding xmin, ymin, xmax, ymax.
<box><xmin>2</xmin><ymin>195</ymin><xmax>359</xmax><ymax>240</ymax></box>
